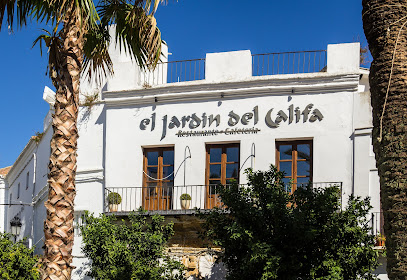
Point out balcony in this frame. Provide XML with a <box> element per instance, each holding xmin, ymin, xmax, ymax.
<box><xmin>370</xmin><ymin>211</ymin><xmax>385</xmax><ymax>248</ymax></box>
<box><xmin>140</xmin><ymin>50</ymin><xmax>327</xmax><ymax>86</ymax></box>
<box><xmin>104</xmin><ymin>182</ymin><xmax>342</xmax><ymax>215</ymax></box>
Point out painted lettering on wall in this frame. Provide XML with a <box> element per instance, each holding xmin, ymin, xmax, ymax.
<box><xmin>139</xmin><ymin>104</ymin><xmax>324</xmax><ymax>140</ymax></box>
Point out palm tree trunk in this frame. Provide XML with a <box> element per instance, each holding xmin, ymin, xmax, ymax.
<box><xmin>41</xmin><ymin>4</ymin><xmax>83</xmax><ymax>280</ymax></box>
<box><xmin>362</xmin><ymin>0</ymin><xmax>407</xmax><ymax>278</ymax></box>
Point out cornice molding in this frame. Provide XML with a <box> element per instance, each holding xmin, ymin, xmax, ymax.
<box><xmin>76</xmin><ymin>168</ymin><xmax>104</xmax><ymax>184</ymax></box>
<box><xmin>102</xmin><ymin>73</ymin><xmax>360</xmax><ymax>107</ymax></box>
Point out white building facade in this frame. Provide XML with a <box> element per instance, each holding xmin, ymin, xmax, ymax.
<box><xmin>0</xmin><ymin>42</ymin><xmax>387</xmax><ymax>279</ymax></box>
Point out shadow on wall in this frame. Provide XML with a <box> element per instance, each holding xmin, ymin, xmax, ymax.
<box><xmin>373</xmin><ymin>256</ymin><xmax>389</xmax><ymax>280</ymax></box>
<box><xmin>72</xmin><ymin>258</ymin><xmax>92</xmax><ymax>280</ymax></box>
<box><xmin>194</xmin><ymin>256</ymin><xmax>227</xmax><ymax>280</ymax></box>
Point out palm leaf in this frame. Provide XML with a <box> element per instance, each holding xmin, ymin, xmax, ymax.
<box><xmin>32</xmin><ymin>26</ymin><xmax>64</xmax><ymax>81</ymax></box>
<box><xmin>82</xmin><ymin>24</ymin><xmax>113</xmax><ymax>83</ymax></box>
<box><xmin>97</xmin><ymin>0</ymin><xmax>164</xmax><ymax>69</ymax></box>
<box><xmin>0</xmin><ymin>0</ymin><xmax>35</xmax><ymax>31</ymax></box>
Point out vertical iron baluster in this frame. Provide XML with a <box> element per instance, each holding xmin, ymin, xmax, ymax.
<box><xmin>175</xmin><ymin>62</ymin><xmax>177</xmax><ymax>83</ymax></box>
<box><xmin>313</xmin><ymin>52</ymin><xmax>316</xmax><ymax>72</ymax></box>
<box><xmin>287</xmin><ymin>53</ymin><xmax>290</xmax><ymax>74</ymax></box>
<box><xmin>194</xmin><ymin>60</ymin><xmax>196</xmax><ymax>80</ymax></box>
<box><xmin>189</xmin><ymin>61</ymin><xmax>192</xmax><ymax>81</ymax></box>
<box><xmin>267</xmin><ymin>54</ymin><xmax>270</xmax><ymax>75</ymax></box>
<box><xmin>272</xmin><ymin>54</ymin><xmax>275</xmax><ymax>75</ymax></box>
<box><xmin>283</xmin><ymin>53</ymin><xmax>285</xmax><ymax>74</ymax></box>
<box><xmin>170</xmin><ymin>62</ymin><xmax>173</xmax><ymax>83</ymax></box>
<box><xmin>319</xmin><ymin>51</ymin><xmax>321</xmax><ymax>72</ymax></box>
<box><xmin>308</xmin><ymin>52</ymin><xmax>311</xmax><ymax>73</ymax></box>
<box><xmin>257</xmin><ymin>55</ymin><xmax>260</xmax><ymax>76</ymax></box>
<box><xmin>303</xmin><ymin>52</ymin><xmax>305</xmax><ymax>73</ymax></box>
<box><xmin>262</xmin><ymin>54</ymin><xmax>265</xmax><ymax>75</ymax></box>
<box><xmin>252</xmin><ymin>57</ymin><xmax>254</xmax><ymax>76</ymax></box>
<box><xmin>203</xmin><ymin>59</ymin><xmax>205</xmax><ymax>79</ymax></box>
<box><xmin>185</xmin><ymin>61</ymin><xmax>187</xmax><ymax>81</ymax></box>
<box><xmin>297</xmin><ymin>52</ymin><xmax>300</xmax><ymax>74</ymax></box>
<box><xmin>277</xmin><ymin>54</ymin><xmax>280</xmax><ymax>74</ymax></box>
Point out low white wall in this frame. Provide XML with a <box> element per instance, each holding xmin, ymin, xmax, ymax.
<box><xmin>205</xmin><ymin>50</ymin><xmax>252</xmax><ymax>82</ymax></box>
<box><xmin>327</xmin><ymin>43</ymin><xmax>360</xmax><ymax>74</ymax></box>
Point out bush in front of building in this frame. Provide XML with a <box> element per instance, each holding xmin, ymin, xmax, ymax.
<box><xmin>80</xmin><ymin>212</ymin><xmax>185</xmax><ymax>280</ymax></box>
<box><xmin>202</xmin><ymin>165</ymin><xmax>379</xmax><ymax>280</ymax></box>
<box><xmin>0</xmin><ymin>232</ymin><xmax>40</xmax><ymax>280</ymax></box>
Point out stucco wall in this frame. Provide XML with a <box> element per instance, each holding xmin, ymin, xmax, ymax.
<box><xmin>104</xmin><ymin>87</ymin><xmax>355</xmax><ymax>207</ymax></box>
<box><xmin>0</xmin><ymin>178</ymin><xmax>5</xmax><ymax>232</ymax></box>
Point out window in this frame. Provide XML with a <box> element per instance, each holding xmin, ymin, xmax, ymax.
<box><xmin>17</xmin><ymin>183</ymin><xmax>20</xmax><ymax>199</ymax></box>
<box><xmin>9</xmin><ymin>193</ymin><xmax>12</xmax><ymax>208</ymax></box>
<box><xmin>206</xmin><ymin>143</ymin><xmax>240</xmax><ymax>208</ymax></box>
<box><xmin>143</xmin><ymin>147</ymin><xmax>174</xmax><ymax>211</ymax></box>
<box><xmin>26</xmin><ymin>172</ymin><xmax>30</xmax><ymax>190</ymax></box>
<box><xmin>276</xmin><ymin>140</ymin><xmax>313</xmax><ymax>193</ymax></box>
<box><xmin>74</xmin><ymin>212</ymin><xmax>85</xmax><ymax>237</ymax></box>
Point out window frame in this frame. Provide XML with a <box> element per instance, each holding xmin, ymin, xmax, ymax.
<box><xmin>26</xmin><ymin>172</ymin><xmax>30</xmax><ymax>190</ymax></box>
<box><xmin>143</xmin><ymin>147</ymin><xmax>175</xmax><ymax>187</ymax></box>
<box><xmin>142</xmin><ymin>146</ymin><xmax>175</xmax><ymax>210</ymax></box>
<box><xmin>205</xmin><ymin>143</ymin><xmax>240</xmax><ymax>186</ymax></box>
<box><xmin>276</xmin><ymin>140</ymin><xmax>313</xmax><ymax>192</ymax></box>
<box><xmin>205</xmin><ymin>143</ymin><xmax>240</xmax><ymax>209</ymax></box>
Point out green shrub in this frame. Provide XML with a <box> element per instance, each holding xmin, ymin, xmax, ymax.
<box><xmin>80</xmin><ymin>212</ymin><xmax>185</xmax><ymax>280</ymax></box>
<box><xmin>0</xmin><ymin>232</ymin><xmax>40</xmax><ymax>280</ymax></box>
<box><xmin>180</xmin><ymin>193</ymin><xmax>191</xmax><ymax>200</ymax></box>
<box><xmin>107</xmin><ymin>192</ymin><xmax>122</xmax><ymax>204</ymax></box>
<box><xmin>202</xmin><ymin>165</ymin><xmax>379</xmax><ymax>280</ymax></box>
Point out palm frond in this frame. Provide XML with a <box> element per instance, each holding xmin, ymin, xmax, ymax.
<box><xmin>82</xmin><ymin>24</ymin><xmax>113</xmax><ymax>83</ymax></box>
<box><xmin>97</xmin><ymin>0</ymin><xmax>164</xmax><ymax>69</ymax></box>
<box><xmin>32</xmin><ymin>26</ymin><xmax>64</xmax><ymax>81</ymax></box>
<box><xmin>0</xmin><ymin>0</ymin><xmax>35</xmax><ymax>31</ymax></box>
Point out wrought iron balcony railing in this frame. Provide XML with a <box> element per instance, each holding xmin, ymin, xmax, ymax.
<box><xmin>139</xmin><ymin>50</ymin><xmax>327</xmax><ymax>86</ymax></box>
<box><xmin>252</xmin><ymin>50</ymin><xmax>327</xmax><ymax>76</ymax></box>
<box><xmin>104</xmin><ymin>182</ymin><xmax>343</xmax><ymax>215</ymax></box>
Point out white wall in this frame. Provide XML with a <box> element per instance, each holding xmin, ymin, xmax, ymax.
<box><xmin>104</xmin><ymin>84</ymin><xmax>355</xmax><ymax>210</ymax></box>
<box><xmin>105</xmin><ymin>25</ymin><xmax>169</xmax><ymax>91</ymax></box>
<box><xmin>0</xmin><ymin>177</ymin><xmax>5</xmax><ymax>232</ymax></box>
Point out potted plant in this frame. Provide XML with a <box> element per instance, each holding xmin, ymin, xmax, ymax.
<box><xmin>107</xmin><ymin>192</ymin><xmax>122</xmax><ymax>212</ymax></box>
<box><xmin>180</xmin><ymin>193</ymin><xmax>191</xmax><ymax>210</ymax></box>
<box><xmin>375</xmin><ymin>233</ymin><xmax>386</xmax><ymax>247</ymax></box>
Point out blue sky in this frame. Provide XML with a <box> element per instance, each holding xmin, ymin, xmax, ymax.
<box><xmin>0</xmin><ymin>0</ymin><xmax>368</xmax><ymax>167</ymax></box>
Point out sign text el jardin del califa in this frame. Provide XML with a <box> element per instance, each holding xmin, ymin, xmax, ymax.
<box><xmin>139</xmin><ymin>103</ymin><xmax>324</xmax><ymax>140</ymax></box>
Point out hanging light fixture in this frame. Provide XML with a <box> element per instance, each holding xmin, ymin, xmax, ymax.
<box><xmin>10</xmin><ymin>216</ymin><xmax>22</xmax><ymax>237</ymax></box>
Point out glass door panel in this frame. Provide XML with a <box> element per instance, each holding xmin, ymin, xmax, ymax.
<box><xmin>143</xmin><ymin>147</ymin><xmax>174</xmax><ymax>211</ymax></box>
<box><xmin>206</xmin><ymin>144</ymin><xmax>240</xmax><ymax>209</ymax></box>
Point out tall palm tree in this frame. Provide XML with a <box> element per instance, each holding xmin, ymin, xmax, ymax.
<box><xmin>1</xmin><ymin>1</ymin><xmax>163</xmax><ymax>279</ymax></box>
<box><xmin>362</xmin><ymin>1</ymin><xmax>407</xmax><ymax>278</ymax></box>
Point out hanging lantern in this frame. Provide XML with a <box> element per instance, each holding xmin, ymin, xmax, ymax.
<box><xmin>10</xmin><ymin>216</ymin><xmax>22</xmax><ymax>237</ymax></box>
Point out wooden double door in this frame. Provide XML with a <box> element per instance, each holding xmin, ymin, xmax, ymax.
<box><xmin>143</xmin><ymin>148</ymin><xmax>174</xmax><ymax>211</ymax></box>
